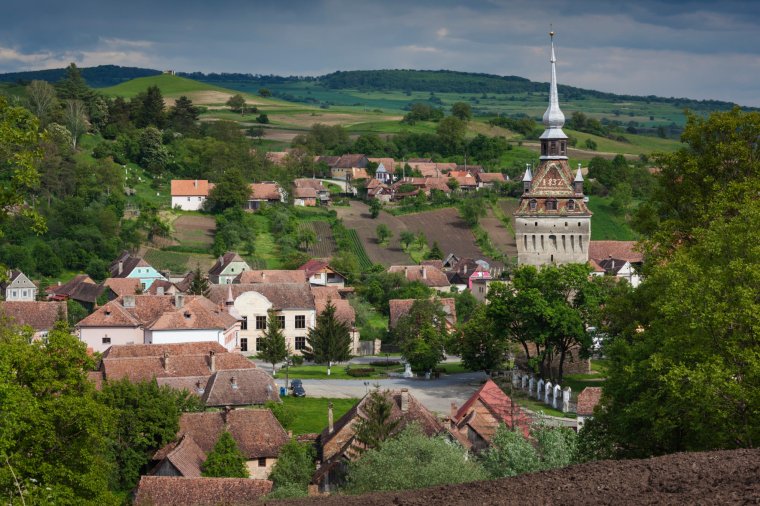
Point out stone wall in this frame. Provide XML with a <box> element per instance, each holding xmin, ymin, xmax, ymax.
<box><xmin>515</xmin><ymin>216</ymin><xmax>590</xmax><ymax>266</ymax></box>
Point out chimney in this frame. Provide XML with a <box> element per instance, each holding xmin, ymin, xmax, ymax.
<box><xmin>401</xmin><ymin>388</ymin><xmax>409</xmax><ymax>413</ymax></box>
<box><xmin>194</xmin><ymin>179</ymin><xmax>198</xmax><ymax>188</ymax></box>
<box><xmin>163</xmin><ymin>351</ymin><xmax>169</xmax><ymax>371</ymax></box>
<box><xmin>157</xmin><ymin>286</ymin><xmax>164</xmax><ymax>296</ymax></box>
<box><xmin>327</xmin><ymin>402</ymin><xmax>334</xmax><ymax>434</ymax></box>
<box><xmin>230</xmin><ymin>376</ymin><xmax>238</xmax><ymax>390</ymax></box>
<box><xmin>123</xmin><ymin>295</ymin><xmax>135</xmax><ymax>308</ymax></box>
<box><xmin>422</xmin><ymin>266</ymin><xmax>427</xmax><ymax>279</ymax></box>
<box><xmin>226</xmin><ymin>285</ymin><xmax>234</xmax><ymax>306</ymax></box>
<box><xmin>450</xmin><ymin>401</ymin><xmax>458</xmax><ymax>418</ymax></box>
<box><xmin>174</xmin><ymin>293</ymin><xmax>184</xmax><ymax>308</ymax></box>
<box><xmin>195</xmin><ymin>380</ymin><xmax>205</xmax><ymax>395</ymax></box>
<box><xmin>218</xmin><ymin>255</ymin><xmax>224</xmax><ymax>267</ymax></box>
<box><xmin>57</xmin><ymin>281</ymin><xmax>61</xmax><ymax>286</ymax></box>
<box><xmin>118</xmin><ymin>261</ymin><xmax>123</xmax><ymax>275</ymax></box>
<box><xmin>221</xmin><ymin>405</ymin><xmax>231</xmax><ymax>424</ymax></box>
<box><xmin>209</xmin><ymin>350</ymin><xmax>216</xmax><ymax>372</ymax></box>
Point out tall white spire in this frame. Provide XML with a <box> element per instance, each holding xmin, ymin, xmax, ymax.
<box><xmin>542</xmin><ymin>30</ymin><xmax>565</xmax><ymax>131</ymax></box>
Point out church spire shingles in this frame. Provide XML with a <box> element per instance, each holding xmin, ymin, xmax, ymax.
<box><xmin>539</xmin><ymin>31</ymin><xmax>568</xmax><ymax>160</ymax></box>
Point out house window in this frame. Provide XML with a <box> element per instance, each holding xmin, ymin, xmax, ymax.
<box><xmin>529</xmin><ymin>199</ymin><xmax>537</xmax><ymax>211</ymax></box>
<box><xmin>240</xmin><ymin>338</ymin><xmax>248</xmax><ymax>352</ymax></box>
<box><xmin>256</xmin><ymin>316</ymin><xmax>267</xmax><ymax>330</ymax></box>
<box><xmin>241</xmin><ymin>316</ymin><xmax>248</xmax><ymax>330</ymax></box>
<box><xmin>21</xmin><ymin>290</ymin><xmax>27</xmax><ymax>298</ymax></box>
<box><xmin>11</xmin><ymin>290</ymin><xmax>17</xmax><ymax>298</ymax></box>
<box><xmin>187</xmin><ymin>197</ymin><xmax>191</xmax><ymax>201</ymax></box>
<box><xmin>102</xmin><ymin>337</ymin><xmax>111</xmax><ymax>345</ymax></box>
<box><xmin>278</xmin><ymin>315</ymin><xmax>286</xmax><ymax>329</ymax></box>
<box><xmin>295</xmin><ymin>336</ymin><xmax>306</xmax><ymax>350</ymax></box>
<box><xmin>295</xmin><ymin>315</ymin><xmax>306</xmax><ymax>329</ymax></box>
<box><xmin>258</xmin><ymin>457</ymin><xmax>267</xmax><ymax>467</ymax></box>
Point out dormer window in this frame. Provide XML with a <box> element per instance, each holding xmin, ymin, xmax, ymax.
<box><xmin>529</xmin><ymin>199</ymin><xmax>537</xmax><ymax>211</ymax></box>
<box><xmin>567</xmin><ymin>199</ymin><xmax>575</xmax><ymax>211</ymax></box>
<box><xmin>546</xmin><ymin>199</ymin><xmax>557</xmax><ymax>211</ymax></box>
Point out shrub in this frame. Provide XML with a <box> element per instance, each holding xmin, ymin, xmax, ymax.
<box><xmin>346</xmin><ymin>367</ymin><xmax>376</xmax><ymax>377</ymax></box>
<box><xmin>369</xmin><ymin>360</ymin><xmax>401</xmax><ymax>367</ymax></box>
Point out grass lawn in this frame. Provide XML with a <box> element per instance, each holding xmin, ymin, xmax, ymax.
<box><xmin>281</xmin><ymin>397</ymin><xmax>358</xmax><ymax>435</ymax></box>
<box><xmin>510</xmin><ymin>390</ymin><xmax>573</xmax><ymax>419</ymax></box>
<box><xmin>283</xmin><ymin>363</ymin><xmax>404</xmax><ymax>380</ymax></box>
<box><xmin>587</xmin><ymin>196</ymin><xmax>637</xmax><ymax>240</ymax></box>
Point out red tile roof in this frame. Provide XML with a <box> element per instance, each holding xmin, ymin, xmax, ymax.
<box><xmin>46</xmin><ymin>274</ymin><xmax>103</xmax><ymax>303</ymax></box>
<box><xmin>235</xmin><ymin>269</ymin><xmax>307</xmax><ymax>284</ymax></box>
<box><xmin>577</xmin><ymin>387</ymin><xmax>603</xmax><ymax>416</ymax></box>
<box><xmin>208</xmin><ymin>252</ymin><xmax>247</xmax><ymax>277</ymax></box>
<box><xmin>315</xmin><ymin>298</ymin><xmax>355</xmax><ymax>326</ymax></box>
<box><xmin>201</xmin><ymin>368</ymin><xmax>280</xmax><ymax>407</ymax></box>
<box><xmin>249</xmin><ymin>182</ymin><xmax>282</xmax><ymax>201</ymax></box>
<box><xmin>133</xmin><ymin>476</ymin><xmax>272</xmax><ymax>506</ymax></box>
<box><xmin>155</xmin><ymin>433</ymin><xmax>207</xmax><ymax>477</ymax></box>
<box><xmin>388</xmin><ymin>265</ymin><xmax>450</xmax><ymax>288</ymax></box>
<box><xmin>477</xmin><ymin>172</ymin><xmax>507</xmax><ymax>183</ymax></box>
<box><xmin>207</xmin><ymin>283</ymin><xmax>315</xmax><ymax>310</ymax></box>
<box><xmin>293</xmin><ymin>178</ymin><xmax>326</xmax><ymax>191</ymax></box>
<box><xmin>0</xmin><ymin>301</ymin><xmax>66</xmax><ymax>331</ymax></box>
<box><xmin>588</xmin><ymin>241</ymin><xmax>643</xmax><ymax>263</ymax></box>
<box><xmin>170</xmin><ymin>179</ymin><xmax>212</xmax><ymax>197</ymax></box>
<box><xmin>334</xmin><ymin>154</ymin><xmax>368</xmax><ymax>168</ymax></box>
<box><xmin>452</xmin><ymin>379</ymin><xmax>531</xmax><ymax>438</ymax></box>
<box><xmin>294</xmin><ymin>187</ymin><xmax>317</xmax><ymax>198</ymax></box>
<box><xmin>103</xmin><ymin>278</ymin><xmax>141</xmax><ymax>297</ymax></box>
<box><xmin>298</xmin><ymin>259</ymin><xmax>332</xmax><ymax>277</ymax></box>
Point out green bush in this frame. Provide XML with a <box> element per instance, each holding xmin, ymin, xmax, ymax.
<box><xmin>346</xmin><ymin>367</ymin><xmax>376</xmax><ymax>377</ymax></box>
<box><xmin>369</xmin><ymin>360</ymin><xmax>401</xmax><ymax>367</ymax></box>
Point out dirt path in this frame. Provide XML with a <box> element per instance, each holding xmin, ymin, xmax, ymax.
<box><xmin>480</xmin><ymin>209</ymin><xmax>517</xmax><ymax>258</ymax></box>
<box><xmin>336</xmin><ymin>201</ymin><xmax>412</xmax><ymax>266</ymax></box>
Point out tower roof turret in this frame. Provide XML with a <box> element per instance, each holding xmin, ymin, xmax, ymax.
<box><xmin>540</xmin><ymin>31</ymin><xmax>567</xmax><ymax>143</ymax></box>
<box><xmin>574</xmin><ymin>164</ymin><xmax>584</xmax><ymax>182</ymax></box>
<box><xmin>522</xmin><ymin>165</ymin><xmax>533</xmax><ymax>182</ymax></box>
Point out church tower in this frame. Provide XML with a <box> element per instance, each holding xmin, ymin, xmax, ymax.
<box><xmin>515</xmin><ymin>31</ymin><xmax>591</xmax><ymax>267</ymax></box>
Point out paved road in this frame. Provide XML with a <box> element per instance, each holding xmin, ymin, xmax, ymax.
<box><xmin>252</xmin><ymin>358</ymin><xmax>576</xmax><ymax>427</ymax></box>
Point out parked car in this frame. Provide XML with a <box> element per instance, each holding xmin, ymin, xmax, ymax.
<box><xmin>290</xmin><ymin>379</ymin><xmax>306</xmax><ymax>397</ymax></box>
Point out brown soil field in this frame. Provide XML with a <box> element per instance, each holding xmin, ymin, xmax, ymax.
<box><xmin>279</xmin><ymin>112</ymin><xmax>401</xmax><ymax>128</ymax></box>
<box><xmin>272</xmin><ymin>448</ymin><xmax>760</xmax><ymax>506</ymax></box>
<box><xmin>336</xmin><ymin>201</ymin><xmax>412</xmax><ymax>266</ymax></box>
<box><xmin>396</xmin><ymin>207</ymin><xmax>501</xmax><ymax>267</ymax></box>
<box><xmin>480</xmin><ymin>201</ymin><xmax>517</xmax><ymax>259</ymax></box>
<box><xmin>304</xmin><ymin>221</ymin><xmax>337</xmax><ymax>258</ymax></box>
<box><xmin>173</xmin><ymin>215</ymin><xmax>216</xmax><ymax>248</ymax></box>
<box><xmin>163</xmin><ymin>91</ymin><xmax>273</xmax><ymax>107</ymax></box>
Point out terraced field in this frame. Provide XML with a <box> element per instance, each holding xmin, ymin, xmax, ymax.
<box><xmin>335</xmin><ymin>201</ymin><xmax>412</xmax><ymax>266</ymax></box>
<box><xmin>302</xmin><ymin>221</ymin><xmax>337</xmax><ymax>258</ymax></box>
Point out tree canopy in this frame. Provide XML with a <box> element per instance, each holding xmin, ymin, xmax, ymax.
<box><xmin>257</xmin><ymin>309</ymin><xmax>289</xmax><ymax>376</ymax></box>
<box><xmin>201</xmin><ymin>431</ymin><xmax>249</xmax><ymax>478</ymax></box>
<box><xmin>302</xmin><ymin>300</ymin><xmax>352</xmax><ymax>375</ymax></box>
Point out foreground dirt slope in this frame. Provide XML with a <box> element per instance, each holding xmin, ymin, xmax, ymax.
<box><xmin>270</xmin><ymin>449</ymin><xmax>759</xmax><ymax>505</ymax></box>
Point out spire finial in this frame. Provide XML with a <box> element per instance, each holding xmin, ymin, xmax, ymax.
<box><xmin>541</xmin><ymin>28</ymin><xmax>566</xmax><ymax>141</ymax></box>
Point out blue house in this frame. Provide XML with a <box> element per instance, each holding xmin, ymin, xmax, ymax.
<box><xmin>109</xmin><ymin>251</ymin><xmax>166</xmax><ymax>290</ymax></box>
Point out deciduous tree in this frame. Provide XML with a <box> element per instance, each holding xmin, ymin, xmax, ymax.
<box><xmin>26</xmin><ymin>80</ymin><xmax>58</xmax><ymax>125</ymax></box>
<box><xmin>202</xmin><ymin>431</ymin><xmax>249</xmax><ymax>478</ymax></box>
<box><xmin>63</xmin><ymin>99</ymin><xmax>89</xmax><ymax>149</ymax></box>
<box><xmin>226</xmin><ymin>94</ymin><xmax>246</xmax><ymax>114</ymax></box>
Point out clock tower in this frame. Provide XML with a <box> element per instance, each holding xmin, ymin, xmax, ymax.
<box><xmin>515</xmin><ymin>32</ymin><xmax>591</xmax><ymax>267</ymax></box>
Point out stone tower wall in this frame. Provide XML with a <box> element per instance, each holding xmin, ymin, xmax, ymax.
<box><xmin>516</xmin><ymin>215</ymin><xmax>591</xmax><ymax>266</ymax></box>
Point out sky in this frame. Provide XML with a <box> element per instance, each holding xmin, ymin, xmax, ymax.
<box><xmin>1</xmin><ymin>0</ymin><xmax>759</xmax><ymax>105</ymax></box>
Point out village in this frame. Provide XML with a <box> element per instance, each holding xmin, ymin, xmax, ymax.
<box><xmin>0</xmin><ymin>33</ymin><xmax>652</xmax><ymax>503</ymax></box>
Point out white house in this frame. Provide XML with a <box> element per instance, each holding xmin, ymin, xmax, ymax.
<box><xmin>1</xmin><ymin>270</ymin><xmax>37</xmax><ymax>301</ymax></box>
<box><xmin>76</xmin><ymin>294</ymin><xmax>240</xmax><ymax>353</ymax></box>
<box><xmin>208</xmin><ymin>252</ymin><xmax>251</xmax><ymax>285</ymax></box>
<box><xmin>170</xmin><ymin>180</ymin><xmax>214</xmax><ymax>211</ymax></box>
<box><xmin>298</xmin><ymin>259</ymin><xmax>347</xmax><ymax>287</ymax></box>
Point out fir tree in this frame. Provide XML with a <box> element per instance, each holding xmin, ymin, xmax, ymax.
<box><xmin>201</xmin><ymin>431</ymin><xmax>249</xmax><ymax>478</ymax></box>
<box><xmin>353</xmin><ymin>389</ymin><xmax>401</xmax><ymax>454</ymax></box>
<box><xmin>257</xmin><ymin>309</ymin><xmax>289</xmax><ymax>376</ymax></box>
<box><xmin>426</xmin><ymin>241</ymin><xmax>444</xmax><ymax>260</ymax></box>
<box><xmin>188</xmin><ymin>265</ymin><xmax>210</xmax><ymax>296</ymax></box>
<box><xmin>302</xmin><ymin>300</ymin><xmax>352</xmax><ymax>375</ymax></box>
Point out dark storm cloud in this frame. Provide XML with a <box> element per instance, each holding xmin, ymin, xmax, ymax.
<box><xmin>1</xmin><ymin>0</ymin><xmax>758</xmax><ymax>105</ymax></box>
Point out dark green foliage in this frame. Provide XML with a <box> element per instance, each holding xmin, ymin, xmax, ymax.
<box><xmin>66</xmin><ymin>299</ymin><xmax>88</xmax><ymax>326</ymax></box>
<box><xmin>132</xmin><ymin>85</ymin><xmax>166</xmax><ymax>128</ymax></box>
<box><xmin>267</xmin><ymin>438</ymin><xmax>315</xmax><ymax>497</ymax></box>
<box><xmin>402</xmin><ymin>102</ymin><xmax>444</xmax><ymax>124</ymax></box>
<box><xmin>345</xmin><ymin>367</ymin><xmax>375</xmax><ymax>377</ymax></box>
<box><xmin>257</xmin><ymin>309</ymin><xmax>289</xmax><ymax>376</ymax></box>
<box><xmin>369</xmin><ymin>198</ymin><xmax>381</xmax><ymax>218</ymax></box>
<box><xmin>451</xmin><ymin>102</ymin><xmax>472</xmax><ymax>121</ymax></box>
<box><xmin>394</xmin><ymin>299</ymin><xmax>448</xmax><ymax>372</ymax></box>
<box><xmin>205</xmin><ymin>168</ymin><xmax>250</xmax><ymax>213</ymax></box>
<box><xmin>256</xmin><ymin>113</ymin><xmax>270</xmax><ymax>124</ymax></box>
<box><xmin>0</xmin><ymin>322</ymin><xmax>119</xmax><ymax>504</ymax></box>
<box><xmin>98</xmin><ymin>379</ymin><xmax>203</xmax><ymax>490</ymax></box>
<box><xmin>353</xmin><ymin>389</ymin><xmax>401</xmax><ymax>453</ymax></box>
<box><xmin>201</xmin><ymin>431</ymin><xmax>249</xmax><ymax>478</ymax></box>
<box><xmin>226</xmin><ymin>93</ymin><xmax>246</xmax><ymax>113</ymax></box>
<box><xmin>459</xmin><ymin>196</ymin><xmax>487</xmax><ymax>226</ymax></box>
<box><xmin>292</xmin><ymin>123</ymin><xmax>350</xmax><ymax>154</ymax></box>
<box><xmin>452</xmin><ymin>304</ymin><xmax>506</xmax><ymax>373</ymax></box>
<box><xmin>344</xmin><ymin>425</ymin><xmax>487</xmax><ymax>494</ymax></box>
<box><xmin>187</xmin><ymin>265</ymin><xmax>210</xmax><ymax>295</ymax></box>
<box><xmin>169</xmin><ymin>95</ymin><xmax>199</xmax><ymax>134</ymax></box>
<box><xmin>302</xmin><ymin>300</ymin><xmax>352</xmax><ymax>375</ymax></box>
<box><xmin>265</xmin><ymin>400</ymin><xmax>295</xmax><ymax>430</ymax></box>
<box><xmin>55</xmin><ymin>63</ymin><xmax>94</xmax><ymax>103</ymax></box>
<box><xmin>426</xmin><ymin>241</ymin><xmax>444</xmax><ymax>260</ymax></box>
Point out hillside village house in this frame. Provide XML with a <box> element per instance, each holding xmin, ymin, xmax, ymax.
<box><xmin>208</xmin><ymin>283</ymin><xmax>316</xmax><ymax>355</ymax></box>
<box><xmin>109</xmin><ymin>251</ymin><xmax>166</xmax><ymax>290</ymax></box>
<box><xmin>46</xmin><ymin>274</ymin><xmax>104</xmax><ymax>311</ymax></box>
<box><xmin>246</xmin><ymin>182</ymin><xmax>285</xmax><ymax>210</ymax></box>
<box><xmin>88</xmin><ymin>342</ymin><xmax>255</xmax><ymax>387</ymax></box>
<box><xmin>314</xmin><ymin>389</ymin><xmax>443</xmax><ymax>492</ymax></box>
<box><xmin>298</xmin><ymin>259</ymin><xmax>347</xmax><ymax>287</ymax></box>
<box><xmin>292</xmin><ymin>186</ymin><xmax>317</xmax><ymax>206</ymax></box>
<box><xmin>235</xmin><ymin>269</ymin><xmax>307</xmax><ymax>284</ymax></box>
<box><xmin>576</xmin><ymin>386</ymin><xmax>603</xmax><ymax>430</ymax></box>
<box><xmin>388</xmin><ymin>264</ymin><xmax>451</xmax><ymax>292</ymax></box>
<box><xmin>171</xmin><ymin>179</ymin><xmax>213</xmax><ymax>211</ymax></box>
<box><xmin>329</xmin><ymin>154</ymin><xmax>368</xmax><ymax>180</ymax></box>
<box><xmin>293</xmin><ymin>178</ymin><xmax>330</xmax><ymax>205</ymax></box>
<box><xmin>152</xmin><ymin>409</ymin><xmax>289</xmax><ymax>480</ymax></box>
<box><xmin>0</xmin><ymin>301</ymin><xmax>67</xmax><ymax>340</ymax></box>
<box><xmin>588</xmin><ymin>240</ymin><xmax>644</xmax><ymax>287</ymax></box>
<box><xmin>476</xmin><ymin>172</ymin><xmax>507</xmax><ymax>188</ymax></box>
<box><xmin>365</xmin><ymin>178</ymin><xmax>392</xmax><ymax>202</ymax></box>
<box><xmin>208</xmin><ymin>282</ymin><xmax>363</xmax><ymax>356</ymax></box>
<box><xmin>471</xmin><ymin>277</ymin><xmax>498</xmax><ymax>303</ymax></box>
<box><xmin>446</xmin><ymin>258</ymin><xmax>493</xmax><ymax>291</ymax></box>
<box><xmin>208</xmin><ymin>252</ymin><xmax>251</xmax><ymax>284</ymax></box>
<box><xmin>448</xmin><ymin>379</ymin><xmax>531</xmax><ymax>452</ymax></box>
<box><xmin>76</xmin><ymin>294</ymin><xmax>241</xmax><ymax>353</ymax></box>
<box><xmin>1</xmin><ymin>270</ymin><xmax>37</xmax><ymax>301</ymax></box>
